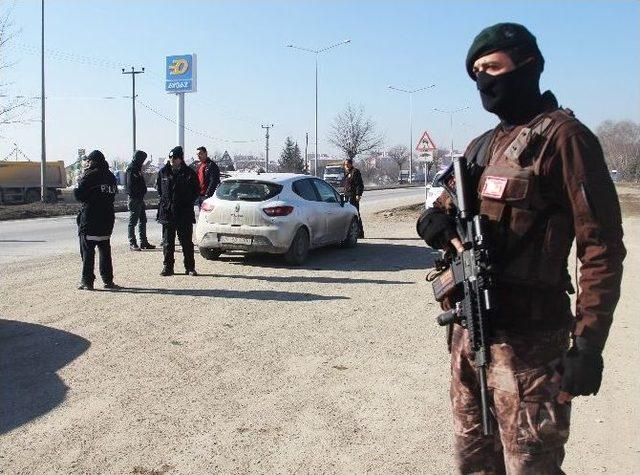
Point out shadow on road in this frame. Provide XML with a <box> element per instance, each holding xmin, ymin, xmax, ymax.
<box><xmin>199</xmin><ymin>274</ymin><xmax>413</xmax><ymax>285</ymax></box>
<box><xmin>0</xmin><ymin>319</ymin><xmax>90</xmax><ymax>435</ymax></box>
<box><xmin>221</xmin><ymin>242</ymin><xmax>439</xmax><ymax>272</ymax></box>
<box><xmin>115</xmin><ymin>287</ymin><xmax>348</xmax><ymax>302</ymax></box>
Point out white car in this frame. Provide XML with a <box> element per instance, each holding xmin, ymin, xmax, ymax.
<box><xmin>195</xmin><ymin>173</ymin><xmax>361</xmax><ymax>264</ymax></box>
<box><xmin>425</xmin><ymin>169</ymin><xmax>447</xmax><ymax>209</ymax></box>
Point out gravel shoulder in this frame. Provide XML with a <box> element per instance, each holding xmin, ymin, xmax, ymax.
<box><xmin>1</xmin><ymin>193</ymin><xmax>639</xmax><ymax>474</ymax></box>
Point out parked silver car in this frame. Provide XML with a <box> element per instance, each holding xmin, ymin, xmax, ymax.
<box><xmin>195</xmin><ymin>173</ymin><xmax>360</xmax><ymax>264</ymax></box>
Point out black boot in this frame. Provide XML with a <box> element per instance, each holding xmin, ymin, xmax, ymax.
<box><xmin>160</xmin><ymin>266</ymin><xmax>174</xmax><ymax>276</ymax></box>
<box><xmin>130</xmin><ymin>241</ymin><xmax>141</xmax><ymax>251</ymax></box>
<box><xmin>78</xmin><ymin>282</ymin><xmax>94</xmax><ymax>291</ymax></box>
<box><xmin>140</xmin><ymin>241</ymin><xmax>156</xmax><ymax>250</ymax></box>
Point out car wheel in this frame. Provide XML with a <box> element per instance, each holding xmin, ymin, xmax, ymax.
<box><xmin>284</xmin><ymin>227</ymin><xmax>310</xmax><ymax>265</ymax></box>
<box><xmin>341</xmin><ymin>218</ymin><xmax>359</xmax><ymax>248</ymax></box>
<box><xmin>199</xmin><ymin>247</ymin><xmax>222</xmax><ymax>260</ymax></box>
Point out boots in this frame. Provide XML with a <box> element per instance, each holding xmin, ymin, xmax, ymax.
<box><xmin>140</xmin><ymin>241</ymin><xmax>156</xmax><ymax>250</ymax></box>
<box><xmin>129</xmin><ymin>241</ymin><xmax>141</xmax><ymax>251</ymax></box>
<box><xmin>160</xmin><ymin>266</ymin><xmax>174</xmax><ymax>276</ymax></box>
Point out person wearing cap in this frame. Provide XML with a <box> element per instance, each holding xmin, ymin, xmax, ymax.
<box><xmin>125</xmin><ymin>150</ymin><xmax>156</xmax><ymax>251</ymax></box>
<box><xmin>156</xmin><ymin>146</ymin><xmax>200</xmax><ymax>276</ymax></box>
<box><xmin>192</xmin><ymin>146</ymin><xmax>221</xmax><ymax>209</ymax></box>
<box><xmin>342</xmin><ymin>158</ymin><xmax>365</xmax><ymax>238</ymax></box>
<box><xmin>417</xmin><ymin>23</ymin><xmax>625</xmax><ymax>473</ymax></box>
<box><xmin>74</xmin><ymin>150</ymin><xmax>120</xmax><ymax>290</ymax></box>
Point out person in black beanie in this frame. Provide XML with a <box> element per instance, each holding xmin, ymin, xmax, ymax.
<box><xmin>125</xmin><ymin>150</ymin><xmax>156</xmax><ymax>251</ymax></box>
<box><xmin>74</xmin><ymin>150</ymin><xmax>120</xmax><ymax>290</ymax></box>
<box><xmin>156</xmin><ymin>146</ymin><xmax>200</xmax><ymax>276</ymax></box>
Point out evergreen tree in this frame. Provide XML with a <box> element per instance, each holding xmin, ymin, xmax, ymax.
<box><xmin>278</xmin><ymin>137</ymin><xmax>304</xmax><ymax>173</ymax></box>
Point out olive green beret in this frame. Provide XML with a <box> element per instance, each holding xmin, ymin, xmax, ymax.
<box><xmin>466</xmin><ymin>23</ymin><xmax>544</xmax><ymax>79</ymax></box>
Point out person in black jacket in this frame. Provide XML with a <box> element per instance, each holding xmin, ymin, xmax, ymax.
<box><xmin>343</xmin><ymin>158</ymin><xmax>365</xmax><ymax>238</ymax></box>
<box><xmin>156</xmin><ymin>146</ymin><xmax>200</xmax><ymax>276</ymax></box>
<box><xmin>74</xmin><ymin>150</ymin><xmax>119</xmax><ymax>290</ymax></box>
<box><xmin>193</xmin><ymin>146</ymin><xmax>221</xmax><ymax>208</ymax></box>
<box><xmin>125</xmin><ymin>150</ymin><xmax>156</xmax><ymax>251</ymax></box>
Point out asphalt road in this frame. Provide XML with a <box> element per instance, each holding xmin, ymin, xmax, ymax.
<box><xmin>0</xmin><ymin>187</ymin><xmax>426</xmax><ymax>265</ymax></box>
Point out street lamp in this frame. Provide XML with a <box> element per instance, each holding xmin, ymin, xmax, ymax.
<box><xmin>286</xmin><ymin>39</ymin><xmax>351</xmax><ymax>176</ymax></box>
<box><xmin>388</xmin><ymin>84</ymin><xmax>435</xmax><ymax>183</ymax></box>
<box><xmin>433</xmin><ymin>107</ymin><xmax>470</xmax><ymax>162</ymax></box>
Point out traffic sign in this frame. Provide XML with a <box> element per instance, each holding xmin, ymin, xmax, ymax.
<box><xmin>165</xmin><ymin>54</ymin><xmax>197</xmax><ymax>93</ymax></box>
<box><xmin>415</xmin><ymin>131</ymin><xmax>437</xmax><ymax>152</ymax></box>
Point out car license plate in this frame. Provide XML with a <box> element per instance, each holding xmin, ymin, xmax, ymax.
<box><xmin>220</xmin><ymin>235</ymin><xmax>252</xmax><ymax>245</ymax></box>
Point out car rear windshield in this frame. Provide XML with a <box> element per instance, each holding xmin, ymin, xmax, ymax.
<box><xmin>215</xmin><ymin>180</ymin><xmax>283</xmax><ymax>202</ymax></box>
<box><xmin>325</xmin><ymin>166</ymin><xmax>343</xmax><ymax>174</ymax></box>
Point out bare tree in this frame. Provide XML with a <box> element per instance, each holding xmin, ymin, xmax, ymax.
<box><xmin>1</xmin><ymin>2</ymin><xmax>29</xmax><ymax>126</ymax></box>
<box><xmin>596</xmin><ymin>120</ymin><xmax>640</xmax><ymax>182</ymax></box>
<box><xmin>387</xmin><ymin>145</ymin><xmax>409</xmax><ymax>176</ymax></box>
<box><xmin>328</xmin><ymin>104</ymin><xmax>383</xmax><ymax>159</ymax></box>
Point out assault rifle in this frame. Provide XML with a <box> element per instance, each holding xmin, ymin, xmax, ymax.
<box><xmin>431</xmin><ymin>155</ymin><xmax>494</xmax><ymax>436</ymax></box>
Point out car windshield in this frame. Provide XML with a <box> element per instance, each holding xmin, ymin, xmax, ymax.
<box><xmin>431</xmin><ymin>172</ymin><xmax>446</xmax><ymax>187</ymax></box>
<box><xmin>325</xmin><ymin>166</ymin><xmax>343</xmax><ymax>175</ymax></box>
<box><xmin>215</xmin><ymin>180</ymin><xmax>283</xmax><ymax>202</ymax></box>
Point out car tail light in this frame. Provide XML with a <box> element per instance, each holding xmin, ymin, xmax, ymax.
<box><xmin>201</xmin><ymin>201</ymin><xmax>215</xmax><ymax>212</ymax></box>
<box><xmin>263</xmin><ymin>205</ymin><xmax>294</xmax><ymax>217</ymax></box>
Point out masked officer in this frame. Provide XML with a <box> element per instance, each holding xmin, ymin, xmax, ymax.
<box><xmin>74</xmin><ymin>150</ymin><xmax>120</xmax><ymax>290</ymax></box>
<box><xmin>125</xmin><ymin>150</ymin><xmax>156</xmax><ymax>251</ymax></box>
<box><xmin>342</xmin><ymin>158</ymin><xmax>365</xmax><ymax>238</ymax></box>
<box><xmin>156</xmin><ymin>146</ymin><xmax>200</xmax><ymax>276</ymax></box>
<box><xmin>417</xmin><ymin>23</ymin><xmax>626</xmax><ymax>473</ymax></box>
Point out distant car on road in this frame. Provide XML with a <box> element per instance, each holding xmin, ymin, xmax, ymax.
<box><xmin>425</xmin><ymin>169</ymin><xmax>447</xmax><ymax>209</ymax></box>
<box><xmin>323</xmin><ymin>165</ymin><xmax>345</xmax><ymax>191</ymax></box>
<box><xmin>195</xmin><ymin>173</ymin><xmax>360</xmax><ymax>264</ymax></box>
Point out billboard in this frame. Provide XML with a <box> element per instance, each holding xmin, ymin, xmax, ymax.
<box><xmin>165</xmin><ymin>54</ymin><xmax>197</xmax><ymax>93</ymax></box>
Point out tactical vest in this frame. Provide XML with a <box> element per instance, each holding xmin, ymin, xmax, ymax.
<box><xmin>476</xmin><ymin>109</ymin><xmax>576</xmax><ymax>291</ymax></box>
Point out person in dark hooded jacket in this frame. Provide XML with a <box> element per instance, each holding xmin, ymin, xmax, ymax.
<box><xmin>156</xmin><ymin>146</ymin><xmax>200</xmax><ymax>276</ymax></box>
<box><xmin>74</xmin><ymin>150</ymin><xmax>119</xmax><ymax>290</ymax></box>
<box><xmin>125</xmin><ymin>150</ymin><xmax>156</xmax><ymax>251</ymax></box>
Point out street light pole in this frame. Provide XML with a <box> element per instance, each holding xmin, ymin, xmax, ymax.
<box><xmin>286</xmin><ymin>39</ymin><xmax>351</xmax><ymax>177</ymax></box>
<box><xmin>433</xmin><ymin>106</ymin><xmax>469</xmax><ymax>162</ymax></box>
<box><xmin>40</xmin><ymin>0</ymin><xmax>46</xmax><ymax>202</ymax></box>
<box><xmin>121</xmin><ymin>67</ymin><xmax>145</xmax><ymax>154</ymax></box>
<box><xmin>388</xmin><ymin>84</ymin><xmax>435</xmax><ymax>183</ymax></box>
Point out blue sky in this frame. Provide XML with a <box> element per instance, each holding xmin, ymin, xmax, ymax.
<box><xmin>2</xmin><ymin>0</ymin><xmax>639</xmax><ymax>165</ymax></box>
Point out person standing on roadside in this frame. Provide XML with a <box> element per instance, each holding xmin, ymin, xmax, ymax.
<box><xmin>194</xmin><ymin>146</ymin><xmax>221</xmax><ymax>208</ymax></box>
<box><xmin>75</xmin><ymin>150</ymin><xmax>120</xmax><ymax>291</ymax></box>
<box><xmin>156</xmin><ymin>146</ymin><xmax>200</xmax><ymax>276</ymax></box>
<box><xmin>125</xmin><ymin>150</ymin><xmax>156</xmax><ymax>251</ymax></box>
<box><xmin>417</xmin><ymin>23</ymin><xmax>625</xmax><ymax>474</ymax></box>
<box><xmin>343</xmin><ymin>158</ymin><xmax>365</xmax><ymax>238</ymax></box>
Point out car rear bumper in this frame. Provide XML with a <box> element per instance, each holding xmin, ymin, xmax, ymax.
<box><xmin>196</xmin><ymin>222</ymin><xmax>294</xmax><ymax>254</ymax></box>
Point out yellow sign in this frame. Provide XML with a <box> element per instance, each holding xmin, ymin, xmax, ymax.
<box><xmin>169</xmin><ymin>58</ymin><xmax>189</xmax><ymax>76</ymax></box>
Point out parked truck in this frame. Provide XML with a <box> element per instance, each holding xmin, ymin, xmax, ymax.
<box><xmin>0</xmin><ymin>160</ymin><xmax>67</xmax><ymax>204</ymax></box>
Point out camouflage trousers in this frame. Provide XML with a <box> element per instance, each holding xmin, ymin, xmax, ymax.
<box><xmin>450</xmin><ymin>324</ymin><xmax>571</xmax><ymax>475</ymax></box>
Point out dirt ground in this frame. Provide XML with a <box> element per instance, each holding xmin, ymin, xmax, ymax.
<box><xmin>1</xmin><ymin>190</ymin><xmax>639</xmax><ymax>474</ymax></box>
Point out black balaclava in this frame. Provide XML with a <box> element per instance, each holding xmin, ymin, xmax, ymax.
<box><xmin>476</xmin><ymin>59</ymin><xmax>543</xmax><ymax>126</ymax></box>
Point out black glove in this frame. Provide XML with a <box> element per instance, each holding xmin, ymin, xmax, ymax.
<box><xmin>416</xmin><ymin>208</ymin><xmax>457</xmax><ymax>249</ymax></box>
<box><xmin>560</xmin><ymin>338</ymin><xmax>604</xmax><ymax>396</ymax></box>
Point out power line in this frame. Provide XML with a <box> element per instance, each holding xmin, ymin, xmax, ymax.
<box><xmin>137</xmin><ymin>99</ymin><xmax>259</xmax><ymax>144</ymax></box>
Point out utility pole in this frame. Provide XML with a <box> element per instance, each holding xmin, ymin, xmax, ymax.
<box><xmin>40</xmin><ymin>0</ymin><xmax>46</xmax><ymax>202</ymax></box>
<box><xmin>121</xmin><ymin>67</ymin><xmax>145</xmax><ymax>154</ymax></box>
<box><xmin>304</xmin><ymin>132</ymin><xmax>309</xmax><ymax>173</ymax></box>
<box><xmin>261</xmin><ymin>124</ymin><xmax>274</xmax><ymax>172</ymax></box>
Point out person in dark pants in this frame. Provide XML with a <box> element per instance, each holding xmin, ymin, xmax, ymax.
<box><xmin>74</xmin><ymin>150</ymin><xmax>119</xmax><ymax>290</ymax></box>
<box><xmin>156</xmin><ymin>146</ymin><xmax>200</xmax><ymax>276</ymax></box>
<box><xmin>193</xmin><ymin>146</ymin><xmax>221</xmax><ymax>208</ymax></box>
<box><xmin>342</xmin><ymin>158</ymin><xmax>365</xmax><ymax>238</ymax></box>
<box><xmin>125</xmin><ymin>150</ymin><xmax>156</xmax><ymax>251</ymax></box>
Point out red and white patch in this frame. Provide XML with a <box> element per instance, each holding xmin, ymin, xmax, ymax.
<box><xmin>481</xmin><ymin>176</ymin><xmax>508</xmax><ymax>199</ymax></box>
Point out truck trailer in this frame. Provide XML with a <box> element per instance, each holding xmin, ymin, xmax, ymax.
<box><xmin>0</xmin><ymin>160</ymin><xmax>67</xmax><ymax>204</ymax></box>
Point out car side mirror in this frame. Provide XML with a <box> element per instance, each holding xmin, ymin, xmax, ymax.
<box><xmin>339</xmin><ymin>194</ymin><xmax>345</xmax><ymax>206</ymax></box>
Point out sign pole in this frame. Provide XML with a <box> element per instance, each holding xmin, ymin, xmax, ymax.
<box><xmin>176</xmin><ymin>93</ymin><xmax>185</xmax><ymax>150</ymax></box>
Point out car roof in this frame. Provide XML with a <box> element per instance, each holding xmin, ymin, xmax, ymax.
<box><xmin>221</xmin><ymin>173</ymin><xmax>311</xmax><ymax>184</ymax></box>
